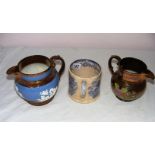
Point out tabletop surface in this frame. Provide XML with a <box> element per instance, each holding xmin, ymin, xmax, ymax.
<box><xmin>0</xmin><ymin>47</ymin><xmax>155</xmax><ymax>122</ymax></box>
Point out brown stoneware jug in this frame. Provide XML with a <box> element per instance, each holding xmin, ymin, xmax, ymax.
<box><xmin>108</xmin><ymin>55</ymin><xmax>154</xmax><ymax>101</ymax></box>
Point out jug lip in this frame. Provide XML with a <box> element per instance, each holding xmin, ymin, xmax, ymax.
<box><xmin>69</xmin><ymin>59</ymin><xmax>102</xmax><ymax>79</ymax></box>
<box><xmin>16</xmin><ymin>55</ymin><xmax>55</xmax><ymax>77</ymax></box>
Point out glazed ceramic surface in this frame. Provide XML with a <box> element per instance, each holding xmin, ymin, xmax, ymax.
<box><xmin>108</xmin><ymin>55</ymin><xmax>155</xmax><ymax>101</ymax></box>
<box><xmin>7</xmin><ymin>55</ymin><xmax>65</xmax><ymax>106</ymax></box>
<box><xmin>69</xmin><ymin>59</ymin><xmax>101</xmax><ymax>103</ymax></box>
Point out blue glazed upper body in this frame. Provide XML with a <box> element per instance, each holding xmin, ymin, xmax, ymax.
<box><xmin>15</xmin><ymin>69</ymin><xmax>59</xmax><ymax>102</ymax></box>
<box><xmin>22</xmin><ymin>68</ymin><xmax>52</xmax><ymax>81</ymax></box>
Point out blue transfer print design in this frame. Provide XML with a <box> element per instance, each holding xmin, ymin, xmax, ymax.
<box><xmin>70</xmin><ymin>59</ymin><xmax>101</xmax><ymax>72</ymax></box>
<box><xmin>69</xmin><ymin>74</ymin><xmax>78</xmax><ymax>96</ymax></box>
<box><xmin>88</xmin><ymin>79</ymin><xmax>100</xmax><ymax>98</ymax></box>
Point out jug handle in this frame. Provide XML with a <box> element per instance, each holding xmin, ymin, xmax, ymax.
<box><xmin>108</xmin><ymin>55</ymin><xmax>121</xmax><ymax>74</ymax></box>
<box><xmin>50</xmin><ymin>55</ymin><xmax>65</xmax><ymax>78</ymax></box>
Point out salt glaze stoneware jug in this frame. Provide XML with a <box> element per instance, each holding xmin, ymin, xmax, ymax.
<box><xmin>69</xmin><ymin>59</ymin><xmax>101</xmax><ymax>104</ymax></box>
<box><xmin>6</xmin><ymin>55</ymin><xmax>65</xmax><ymax>106</ymax></box>
<box><xmin>108</xmin><ymin>55</ymin><xmax>154</xmax><ymax>101</ymax></box>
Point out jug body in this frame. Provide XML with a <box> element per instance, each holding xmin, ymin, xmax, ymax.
<box><xmin>7</xmin><ymin>55</ymin><xmax>65</xmax><ymax>106</ymax></box>
<box><xmin>108</xmin><ymin>55</ymin><xmax>154</xmax><ymax>101</ymax></box>
<box><xmin>111</xmin><ymin>71</ymin><xmax>146</xmax><ymax>101</ymax></box>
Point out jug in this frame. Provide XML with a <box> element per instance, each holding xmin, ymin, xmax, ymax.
<box><xmin>6</xmin><ymin>55</ymin><xmax>65</xmax><ymax>106</ymax></box>
<box><xmin>108</xmin><ymin>55</ymin><xmax>154</xmax><ymax>101</ymax></box>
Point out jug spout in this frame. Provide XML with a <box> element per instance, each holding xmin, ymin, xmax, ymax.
<box><xmin>6</xmin><ymin>65</ymin><xmax>22</xmax><ymax>80</ymax></box>
<box><xmin>144</xmin><ymin>69</ymin><xmax>155</xmax><ymax>80</ymax></box>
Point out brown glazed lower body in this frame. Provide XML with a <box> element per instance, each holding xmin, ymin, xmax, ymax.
<box><xmin>25</xmin><ymin>96</ymin><xmax>54</xmax><ymax>106</ymax></box>
<box><xmin>114</xmin><ymin>93</ymin><xmax>145</xmax><ymax>102</ymax></box>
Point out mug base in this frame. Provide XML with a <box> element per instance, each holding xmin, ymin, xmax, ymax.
<box><xmin>69</xmin><ymin>94</ymin><xmax>99</xmax><ymax>104</ymax></box>
<box><xmin>25</xmin><ymin>96</ymin><xmax>54</xmax><ymax>106</ymax></box>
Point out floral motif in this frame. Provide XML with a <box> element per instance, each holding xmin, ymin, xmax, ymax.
<box><xmin>114</xmin><ymin>82</ymin><xmax>136</xmax><ymax>100</ymax></box>
<box><xmin>69</xmin><ymin>74</ymin><xmax>78</xmax><ymax>96</ymax></box>
<box><xmin>38</xmin><ymin>87</ymin><xmax>57</xmax><ymax>102</ymax></box>
<box><xmin>88</xmin><ymin>79</ymin><xmax>100</xmax><ymax>98</ymax></box>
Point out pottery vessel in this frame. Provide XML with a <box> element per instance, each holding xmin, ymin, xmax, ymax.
<box><xmin>108</xmin><ymin>55</ymin><xmax>154</xmax><ymax>101</ymax></box>
<box><xmin>6</xmin><ymin>55</ymin><xmax>65</xmax><ymax>106</ymax></box>
<box><xmin>69</xmin><ymin>59</ymin><xmax>101</xmax><ymax>103</ymax></box>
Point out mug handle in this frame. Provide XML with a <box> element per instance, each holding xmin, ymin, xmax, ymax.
<box><xmin>108</xmin><ymin>55</ymin><xmax>121</xmax><ymax>75</ymax></box>
<box><xmin>81</xmin><ymin>80</ymin><xmax>87</xmax><ymax>98</ymax></box>
<box><xmin>50</xmin><ymin>55</ymin><xmax>65</xmax><ymax>78</ymax></box>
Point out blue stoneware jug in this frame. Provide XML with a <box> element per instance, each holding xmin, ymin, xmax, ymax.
<box><xmin>7</xmin><ymin>55</ymin><xmax>65</xmax><ymax>106</ymax></box>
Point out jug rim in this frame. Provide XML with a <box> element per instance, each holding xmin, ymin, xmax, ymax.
<box><xmin>120</xmin><ymin>57</ymin><xmax>154</xmax><ymax>82</ymax></box>
<box><xmin>15</xmin><ymin>69</ymin><xmax>56</xmax><ymax>88</ymax></box>
<box><xmin>16</xmin><ymin>55</ymin><xmax>55</xmax><ymax>77</ymax></box>
<box><xmin>120</xmin><ymin>57</ymin><xmax>147</xmax><ymax>73</ymax></box>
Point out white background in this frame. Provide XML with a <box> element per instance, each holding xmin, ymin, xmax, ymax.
<box><xmin>0</xmin><ymin>0</ymin><xmax>155</xmax><ymax>155</ymax></box>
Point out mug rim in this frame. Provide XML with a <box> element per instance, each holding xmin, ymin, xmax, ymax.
<box><xmin>69</xmin><ymin>59</ymin><xmax>102</xmax><ymax>79</ymax></box>
<box><xmin>17</xmin><ymin>55</ymin><xmax>55</xmax><ymax>77</ymax></box>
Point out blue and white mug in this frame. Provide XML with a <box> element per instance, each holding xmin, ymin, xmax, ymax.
<box><xmin>7</xmin><ymin>55</ymin><xmax>65</xmax><ymax>106</ymax></box>
<box><xmin>69</xmin><ymin>59</ymin><xmax>101</xmax><ymax>103</ymax></box>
